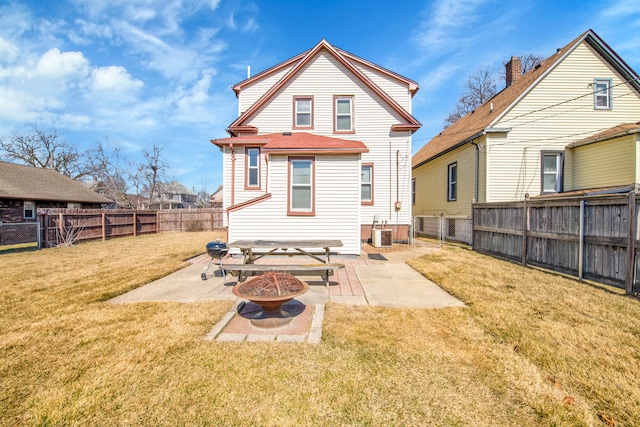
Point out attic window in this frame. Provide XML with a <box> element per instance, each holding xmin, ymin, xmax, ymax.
<box><xmin>293</xmin><ymin>96</ymin><xmax>313</xmax><ymax>129</ymax></box>
<box><xmin>334</xmin><ymin>95</ymin><xmax>354</xmax><ymax>133</ymax></box>
<box><xmin>594</xmin><ymin>78</ymin><xmax>612</xmax><ymax>110</ymax></box>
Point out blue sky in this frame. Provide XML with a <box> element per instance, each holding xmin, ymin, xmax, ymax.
<box><xmin>1</xmin><ymin>0</ymin><xmax>639</xmax><ymax>194</ymax></box>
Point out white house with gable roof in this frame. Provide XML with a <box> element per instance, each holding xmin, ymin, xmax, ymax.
<box><xmin>211</xmin><ymin>40</ymin><xmax>421</xmax><ymax>255</ymax></box>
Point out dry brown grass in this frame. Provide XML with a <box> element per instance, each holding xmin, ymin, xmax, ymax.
<box><xmin>1</xmin><ymin>235</ymin><xmax>639</xmax><ymax>426</ymax></box>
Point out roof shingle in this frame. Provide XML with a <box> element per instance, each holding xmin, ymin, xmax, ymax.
<box><xmin>0</xmin><ymin>161</ymin><xmax>112</xmax><ymax>204</ymax></box>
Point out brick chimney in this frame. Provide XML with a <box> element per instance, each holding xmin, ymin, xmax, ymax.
<box><xmin>505</xmin><ymin>56</ymin><xmax>521</xmax><ymax>87</ymax></box>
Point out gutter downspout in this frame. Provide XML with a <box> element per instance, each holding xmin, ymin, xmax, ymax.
<box><xmin>471</xmin><ymin>141</ymin><xmax>479</xmax><ymax>203</ymax></box>
<box><xmin>230</xmin><ymin>143</ymin><xmax>236</xmax><ymax>207</ymax></box>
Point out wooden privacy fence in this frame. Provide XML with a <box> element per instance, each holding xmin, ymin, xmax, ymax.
<box><xmin>472</xmin><ymin>193</ymin><xmax>639</xmax><ymax>294</ymax></box>
<box><xmin>39</xmin><ymin>208</ymin><xmax>224</xmax><ymax>247</ymax></box>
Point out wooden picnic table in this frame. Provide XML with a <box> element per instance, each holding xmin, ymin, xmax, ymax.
<box><xmin>224</xmin><ymin>240</ymin><xmax>344</xmax><ymax>290</ymax></box>
<box><xmin>226</xmin><ymin>239</ymin><xmax>343</xmax><ymax>265</ymax></box>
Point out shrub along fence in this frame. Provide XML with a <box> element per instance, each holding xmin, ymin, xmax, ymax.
<box><xmin>39</xmin><ymin>208</ymin><xmax>224</xmax><ymax>247</ymax></box>
<box><xmin>472</xmin><ymin>192</ymin><xmax>639</xmax><ymax>294</ymax></box>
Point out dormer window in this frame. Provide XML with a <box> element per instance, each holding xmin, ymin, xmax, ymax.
<box><xmin>293</xmin><ymin>96</ymin><xmax>313</xmax><ymax>129</ymax></box>
<box><xmin>594</xmin><ymin>78</ymin><xmax>612</xmax><ymax>109</ymax></box>
<box><xmin>334</xmin><ymin>95</ymin><xmax>354</xmax><ymax>133</ymax></box>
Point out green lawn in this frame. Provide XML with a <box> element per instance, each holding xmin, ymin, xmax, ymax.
<box><xmin>1</xmin><ymin>232</ymin><xmax>639</xmax><ymax>426</ymax></box>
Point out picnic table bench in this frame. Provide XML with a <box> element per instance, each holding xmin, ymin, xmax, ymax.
<box><xmin>222</xmin><ymin>239</ymin><xmax>344</xmax><ymax>291</ymax></box>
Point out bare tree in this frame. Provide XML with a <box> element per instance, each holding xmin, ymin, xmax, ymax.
<box><xmin>0</xmin><ymin>125</ymin><xmax>93</xmax><ymax>179</ymax></box>
<box><xmin>141</xmin><ymin>143</ymin><xmax>167</xmax><ymax>208</ymax></box>
<box><xmin>519</xmin><ymin>54</ymin><xmax>544</xmax><ymax>74</ymax></box>
<box><xmin>444</xmin><ymin>66</ymin><xmax>497</xmax><ymax>127</ymax></box>
<box><xmin>86</xmin><ymin>139</ymin><xmax>129</xmax><ymax>205</ymax></box>
<box><xmin>444</xmin><ymin>54</ymin><xmax>545</xmax><ymax>128</ymax></box>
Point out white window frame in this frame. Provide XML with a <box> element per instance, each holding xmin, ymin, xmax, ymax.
<box><xmin>334</xmin><ymin>96</ymin><xmax>354</xmax><ymax>133</ymax></box>
<box><xmin>288</xmin><ymin>157</ymin><xmax>315</xmax><ymax>216</ymax></box>
<box><xmin>361</xmin><ymin>163</ymin><xmax>373</xmax><ymax>204</ymax></box>
<box><xmin>293</xmin><ymin>96</ymin><xmax>313</xmax><ymax>129</ymax></box>
<box><xmin>24</xmin><ymin>201</ymin><xmax>35</xmax><ymax>219</ymax></box>
<box><xmin>245</xmin><ymin>147</ymin><xmax>260</xmax><ymax>189</ymax></box>
<box><xmin>594</xmin><ymin>78</ymin><xmax>612</xmax><ymax>110</ymax></box>
<box><xmin>447</xmin><ymin>163</ymin><xmax>457</xmax><ymax>201</ymax></box>
<box><xmin>541</xmin><ymin>151</ymin><xmax>564</xmax><ymax>194</ymax></box>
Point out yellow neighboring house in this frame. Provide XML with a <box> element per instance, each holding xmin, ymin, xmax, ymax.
<box><xmin>412</xmin><ymin>29</ymin><xmax>640</xmax><ymax>219</ymax></box>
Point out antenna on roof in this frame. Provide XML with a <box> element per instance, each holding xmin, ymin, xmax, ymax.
<box><xmin>247</xmin><ymin>65</ymin><xmax>251</xmax><ymax>79</ymax></box>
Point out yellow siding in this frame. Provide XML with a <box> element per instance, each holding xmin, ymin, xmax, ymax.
<box><xmin>412</xmin><ymin>142</ymin><xmax>478</xmax><ymax>218</ymax></box>
<box><xmin>571</xmin><ymin>135</ymin><xmax>636</xmax><ymax>189</ymax></box>
<box><xmin>487</xmin><ymin>41</ymin><xmax>640</xmax><ymax>200</ymax></box>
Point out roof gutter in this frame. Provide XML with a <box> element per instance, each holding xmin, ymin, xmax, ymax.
<box><xmin>413</xmin><ymin>130</ymin><xmax>485</xmax><ymax>170</ymax></box>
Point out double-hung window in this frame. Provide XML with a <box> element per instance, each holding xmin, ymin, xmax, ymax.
<box><xmin>293</xmin><ymin>96</ymin><xmax>313</xmax><ymax>128</ymax></box>
<box><xmin>361</xmin><ymin>163</ymin><xmax>373</xmax><ymax>205</ymax></box>
<box><xmin>245</xmin><ymin>147</ymin><xmax>260</xmax><ymax>189</ymax></box>
<box><xmin>288</xmin><ymin>157</ymin><xmax>315</xmax><ymax>215</ymax></box>
<box><xmin>541</xmin><ymin>151</ymin><xmax>563</xmax><ymax>194</ymax></box>
<box><xmin>334</xmin><ymin>96</ymin><xmax>354</xmax><ymax>133</ymax></box>
<box><xmin>594</xmin><ymin>78</ymin><xmax>612</xmax><ymax>109</ymax></box>
<box><xmin>412</xmin><ymin>178</ymin><xmax>416</xmax><ymax>205</ymax></box>
<box><xmin>447</xmin><ymin>163</ymin><xmax>457</xmax><ymax>201</ymax></box>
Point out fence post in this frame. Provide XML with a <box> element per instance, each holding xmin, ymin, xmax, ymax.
<box><xmin>133</xmin><ymin>211</ymin><xmax>137</xmax><ymax>237</ymax></box>
<box><xmin>521</xmin><ymin>199</ymin><xmax>527</xmax><ymax>265</ymax></box>
<box><xmin>101</xmin><ymin>212</ymin><xmax>106</xmax><ymax>241</ymax></box>
<box><xmin>578</xmin><ymin>200</ymin><xmax>585</xmax><ymax>281</ymax></box>
<box><xmin>58</xmin><ymin>212</ymin><xmax>64</xmax><ymax>238</ymax></box>
<box><xmin>626</xmin><ymin>191</ymin><xmax>636</xmax><ymax>294</ymax></box>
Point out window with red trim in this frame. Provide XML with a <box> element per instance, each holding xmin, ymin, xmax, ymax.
<box><xmin>288</xmin><ymin>156</ymin><xmax>315</xmax><ymax>216</ymax></box>
<box><xmin>334</xmin><ymin>95</ymin><xmax>354</xmax><ymax>133</ymax></box>
<box><xmin>245</xmin><ymin>147</ymin><xmax>260</xmax><ymax>189</ymax></box>
<box><xmin>293</xmin><ymin>96</ymin><xmax>313</xmax><ymax>129</ymax></box>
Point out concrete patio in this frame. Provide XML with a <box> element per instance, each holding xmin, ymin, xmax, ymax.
<box><xmin>109</xmin><ymin>244</ymin><xmax>465</xmax><ymax>343</ymax></box>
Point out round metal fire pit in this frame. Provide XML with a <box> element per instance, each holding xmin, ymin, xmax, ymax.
<box><xmin>232</xmin><ymin>272</ymin><xmax>309</xmax><ymax>328</ymax></box>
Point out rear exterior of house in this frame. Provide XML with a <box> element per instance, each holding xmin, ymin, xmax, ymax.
<box><xmin>213</xmin><ymin>40</ymin><xmax>421</xmax><ymax>255</ymax></box>
<box><xmin>412</xmin><ymin>30</ymin><xmax>640</xmax><ymax>218</ymax></box>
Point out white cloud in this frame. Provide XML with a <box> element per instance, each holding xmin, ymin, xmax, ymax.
<box><xmin>37</xmin><ymin>48</ymin><xmax>89</xmax><ymax>80</ymax></box>
<box><xmin>68</xmin><ymin>19</ymin><xmax>115</xmax><ymax>45</ymax></box>
<box><xmin>90</xmin><ymin>65</ymin><xmax>144</xmax><ymax>94</ymax></box>
<box><xmin>0</xmin><ymin>37</ymin><xmax>19</xmax><ymax>64</ymax></box>
<box><xmin>603</xmin><ymin>0</ymin><xmax>640</xmax><ymax>17</ymax></box>
<box><xmin>413</xmin><ymin>0</ymin><xmax>488</xmax><ymax>53</ymax></box>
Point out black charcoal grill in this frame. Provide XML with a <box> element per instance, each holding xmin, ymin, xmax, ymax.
<box><xmin>201</xmin><ymin>241</ymin><xmax>229</xmax><ymax>281</ymax></box>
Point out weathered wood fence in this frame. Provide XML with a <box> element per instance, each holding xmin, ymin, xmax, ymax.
<box><xmin>472</xmin><ymin>193</ymin><xmax>639</xmax><ymax>294</ymax></box>
<box><xmin>39</xmin><ymin>208</ymin><xmax>225</xmax><ymax>247</ymax></box>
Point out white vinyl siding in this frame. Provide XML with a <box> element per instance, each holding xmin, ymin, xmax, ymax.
<box><xmin>484</xmin><ymin>41</ymin><xmax>640</xmax><ymax>202</ymax></box>
<box><xmin>239</xmin><ymin>51</ymin><xmax>413</xmax><ymax>228</ymax></box>
<box><xmin>228</xmin><ymin>155</ymin><xmax>361</xmax><ymax>254</ymax></box>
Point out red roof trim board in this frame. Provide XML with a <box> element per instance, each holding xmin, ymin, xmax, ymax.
<box><xmin>226</xmin><ymin>39</ymin><xmax>421</xmax><ymax>136</ymax></box>
<box><xmin>211</xmin><ymin>132</ymin><xmax>369</xmax><ymax>154</ymax></box>
<box><xmin>227</xmin><ymin>193</ymin><xmax>272</xmax><ymax>213</ymax></box>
